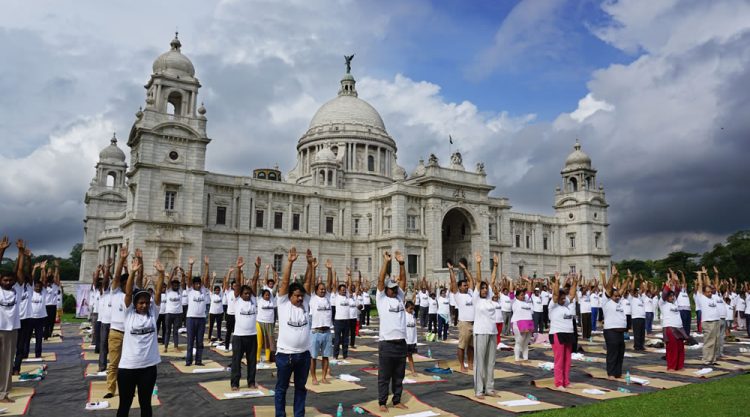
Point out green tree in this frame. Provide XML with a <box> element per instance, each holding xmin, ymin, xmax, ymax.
<box><xmin>69</xmin><ymin>243</ymin><xmax>82</xmax><ymax>268</ymax></box>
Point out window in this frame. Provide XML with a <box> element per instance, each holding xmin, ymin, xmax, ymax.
<box><xmin>255</xmin><ymin>210</ymin><xmax>264</xmax><ymax>228</ymax></box>
<box><xmin>325</xmin><ymin>216</ymin><xmax>334</xmax><ymax>234</ymax></box>
<box><xmin>489</xmin><ymin>257</ymin><xmax>495</xmax><ymax>271</ymax></box>
<box><xmin>568</xmin><ymin>234</ymin><xmax>576</xmax><ymax>249</ymax></box>
<box><xmin>515</xmin><ymin>234</ymin><xmax>520</xmax><ymax>248</ymax></box>
<box><xmin>569</xmin><ymin>265</ymin><xmax>577</xmax><ymax>274</ymax></box>
<box><xmin>408</xmin><ymin>254</ymin><xmax>418</xmax><ymax>275</ymax></box>
<box><xmin>164</xmin><ymin>191</ymin><xmax>176</xmax><ymax>211</ymax></box>
<box><xmin>407</xmin><ymin>215</ymin><xmax>418</xmax><ymax>231</ymax></box>
<box><xmin>292</xmin><ymin>213</ymin><xmax>300</xmax><ymax>231</ymax></box>
<box><xmin>106</xmin><ymin>172</ymin><xmax>116</xmax><ymax>187</ymax></box>
<box><xmin>367</xmin><ymin>256</ymin><xmax>372</xmax><ymax>272</ymax></box>
<box><xmin>489</xmin><ymin>223</ymin><xmax>495</xmax><ymax>238</ymax></box>
<box><xmin>216</xmin><ymin>206</ymin><xmax>226</xmax><ymax>225</ymax></box>
<box><xmin>353</xmin><ymin>218</ymin><xmax>359</xmax><ymax>235</ymax></box>
<box><xmin>543</xmin><ymin>236</ymin><xmax>548</xmax><ymax>251</ymax></box>
<box><xmin>273</xmin><ymin>254</ymin><xmax>283</xmax><ymax>273</ymax></box>
<box><xmin>526</xmin><ymin>235</ymin><xmax>530</xmax><ymax>249</ymax></box>
<box><xmin>353</xmin><ymin>258</ymin><xmax>359</xmax><ymax>271</ymax></box>
<box><xmin>367</xmin><ymin>155</ymin><xmax>375</xmax><ymax>172</ymax></box>
<box><xmin>274</xmin><ymin>212</ymin><xmax>283</xmax><ymax>229</ymax></box>
<box><xmin>595</xmin><ymin>232</ymin><xmax>601</xmax><ymax>249</ymax></box>
<box><xmin>519</xmin><ymin>265</ymin><xmax>524</xmax><ymax>276</ymax></box>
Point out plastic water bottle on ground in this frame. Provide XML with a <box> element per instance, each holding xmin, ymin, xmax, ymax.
<box><xmin>336</xmin><ymin>402</ymin><xmax>344</xmax><ymax>417</ymax></box>
<box><xmin>152</xmin><ymin>383</ymin><xmax>158</xmax><ymax>399</ymax></box>
<box><xmin>625</xmin><ymin>371</ymin><xmax>631</xmax><ymax>385</ymax></box>
<box><xmin>432</xmin><ymin>375</ymin><xmax>442</xmax><ymax>381</ymax></box>
<box><xmin>526</xmin><ymin>394</ymin><xmax>538</xmax><ymax>401</ymax></box>
<box><xmin>618</xmin><ymin>387</ymin><xmax>631</xmax><ymax>393</ymax></box>
<box><xmin>427</xmin><ymin>347</ymin><xmax>432</xmax><ymax>358</ymax></box>
<box><xmin>352</xmin><ymin>406</ymin><xmax>365</xmax><ymax>414</ymax></box>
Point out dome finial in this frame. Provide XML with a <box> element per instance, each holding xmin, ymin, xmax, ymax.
<box><xmin>111</xmin><ymin>132</ymin><xmax>117</xmax><ymax>145</ymax></box>
<box><xmin>574</xmin><ymin>138</ymin><xmax>581</xmax><ymax>151</ymax></box>
<box><xmin>338</xmin><ymin>55</ymin><xmax>357</xmax><ymax>97</ymax></box>
<box><xmin>344</xmin><ymin>54</ymin><xmax>355</xmax><ymax>74</ymax></box>
<box><xmin>170</xmin><ymin>31</ymin><xmax>181</xmax><ymax>51</ymax></box>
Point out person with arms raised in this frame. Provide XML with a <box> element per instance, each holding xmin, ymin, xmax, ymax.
<box><xmin>549</xmin><ymin>272</ymin><xmax>578</xmax><ymax>390</ymax></box>
<box><xmin>185</xmin><ymin>256</ymin><xmax>210</xmax><ymax>366</ymax></box>
<box><xmin>602</xmin><ymin>266</ymin><xmax>628</xmax><ymax>380</ymax></box>
<box><xmin>449</xmin><ymin>258</ymin><xmax>475</xmax><ymax>372</ymax></box>
<box><xmin>660</xmin><ymin>271</ymin><xmax>686</xmax><ymax>371</ymax></box>
<box><xmin>471</xmin><ymin>253</ymin><xmax>498</xmax><ymax>399</ymax></box>
<box><xmin>0</xmin><ymin>237</ymin><xmax>21</xmax><ymax>403</ymax></box>
<box><xmin>511</xmin><ymin>276</ymin><xmax>534</xmax><ymax>362</ymax></box>
<box><xmin>310</xmin><ymin>255</ymin><xmax>333</xmax><ymax>385</ymax></box>
<box><xmin>228</xmin><ymin>256</ymin><xmax>260</xmax><ymax>390</ymax></box>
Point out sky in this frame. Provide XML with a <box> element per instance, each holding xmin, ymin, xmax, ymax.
<box><xmin>1</xmin><ymin>0</ymin><xmax>749</xmax><ymax>261</ymax></box>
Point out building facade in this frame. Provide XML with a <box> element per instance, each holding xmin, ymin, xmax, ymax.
<box><xmin>79</xmin><ymin>35</ymin><xmax>611</xmax><ymax>283</ymax></box>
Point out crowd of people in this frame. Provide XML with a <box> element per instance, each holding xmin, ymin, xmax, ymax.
<box><xmin>2</xmin><ymin>235</ymin><xmax>750</xmax><ymax>415</ymax></box>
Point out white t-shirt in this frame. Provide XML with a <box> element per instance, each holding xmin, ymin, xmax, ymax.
<box><xmin>511</xmin><ymin>295</ymin><xmax>533</xmax><ymax>323</ymax></box>
<box><xmin>427</xmin><ymin>297</ymin><xmax>438</xmax><ymax>314</ymax></box>
<box><xmin>694</xmin><ymin>292</ymin><xmax>701</xmax><ymax>311</ymax></box>
<box><xmin>181</xmin><ymin>289</ymin><xmax>188</xmax><ymax>306</ymax></box>
<box><xmin>257</xmin><ymin>298</ymin><xmax>276</xmax><ymax>324</ymax></box>
<box><xmin>676</xmin><ymin>291</ymin><xmax>691</xmax><ymax>310</ymax></box>
<box><xmin>745</xmin><ymin>294</ymin><xmax>750</xmax><ymax>314</ymax></box>
<box><xmin>644</xmin><ymin>295</ymin><xmax>654</xmax><ymax>313</ymax></box>
<box><xmin>90</xmin><ymin>290</ymin><xmax>100</xmax><ymax>314</ymax></box>
<box><xmin>362</xmin><ymin>294</ymin><xmax>371</xmax><ymax>306</ymax></box>
<box><xmin>348</xmin><ymin>295</ymin><xmax>360</xmax><ymax>320</ymax></box>
<box><xmin>98</xmin><ymin>292</ymin><xmax>111</xmax><ymax>324</ymax></box>
<box><xmin>276</xmin><ymin>294</ymin><xmax>310</xmax><ymax>354</ymax></box>
<box><xmin>578</xmin><ymin>291</ymin><xmax>592</xmax><ymax>313</ymax></box>
<box><xmin>449</xmin><ymin>292</ymin><xmax>455</xmax><ymax>307</ymax></box>
<box><xmin>0</xmin><ymin>285</ymin><xmax>22</xmax><ymax>331</ymax></box>
<box><xmin>376</xmin><ymin>288</ymin><xmax>406</xmax><ymax>341</ymax></box>
<box><xmin>736</xmin><ymin>295</ymin><xmax>745</xmax><ymax>314</ymax></box>
<box><xmin>110</xmin><ymin>288</ymin><xmax>126</xmax><ymax>332</ymax></box>
<box><xmin>531</xmin><ymin>294</ymin><xmax>544</xmax><ymax>313</ymax></box>
<box><xmin>333</xmin><ymin>292</ymin><xmax>350</xmax><ymax>321</ymax></box>
<box><xmin>418</xmin><ymin>291</ymin><xmax>429</xmax><ymax>308</ymax></box>
<box><xmin>696</xmin><ymin>293</ymin><xmax>721</xmax><ymax>322</ymax></box>
<box><xmin>472</xmin><ymin>290</ymin><xmax>497</xmax><ymax>335</ymax></box>
<box><xmin>500</xmin><ymin>293</ymin><xmax>512</xmax><ymax>312</ymax></box>
<box><xmin>549</xmin><ymin>299</ymin><xmax>575</xmax><ymax>334</ymax></box>
<box><xmin>17</xmin><ymin>283</ymin><xmax>32</xmax><ymax>320</ymax></box>
<box><xmin>225</xmin><ymin>291</ymin><xmax>237</xmax><ymax>315</ymax></box>
<box><xmin>715</xmin><ymin>294</ymin><xmax>727</xmax><ymax>318</ymax></box>
<box><xmin>602</xmin><ymin>294</ymin><xmax>627</xmax><ymax>329</ymax></box>
<box><xmin>406</xmin><ymin>312</ymin><xmax>417</xmax><ymax>344</ymax></box>
<box><xmin>233</xmin><ymin>296</ymin><xmax>258</xmax><ymax>336</ymax></box>
<box><xmin>540</xmin><ymin>290</ymin><xmax>551</xmax><ymax>306</ymax></box>
<box><xmin>453</xmin><ymin>290</ymin><xmax>475</xmax><ymax>322</ymax></box>
<box><xmin>725</xmin><ymin>302</ymin><xmax>734</xmax><ymax>320</ymax></box>
<box><xmin>493</xmin><ymin>300</ymin><xmax>503</xmax><ymax>324</ymax></box>
<box><xmin>159</xmin><ymin>294</ymin><xmax>167</xmax><ymax>314</ymax></box>
<box><xmin>310</xmin><ymin>294</ymin><xmax>333</xmax><ymax>329</ymax></box>
<box><xmin>437</xmin><ymin>296</ymin><xmax>450</xmax><ymax>316</ymax></box>
<box><xmin>119</xmin><ymin>303</ymin><xmax>160</xmax><ymax>369</ymax></box>
<box><xmin>622</xmin><ymin>297</ymin><xmax>632</xmax><ymax>315</ymax></box>
<box><xmin>659</xmin><ymin>298</ymin><xmax>682</xmax><ymax>328</ymax></box>
<box><xmin>629</xmin><ymin>295</ymin><xmax>646</xmax><ymax>319</ymax></box>
<box><xmin>591</xmin><ymin>293</ymin><xmax>601</xmax><ymax>309</ymax></box>
<box><xmin>209</xmin><ymin>292</ymin><xmax>224</xmax><ymax>315</ymax></box>
<box><xmin>164</xmin><ymin>289</ymin><xmax>183</xmax><ymax>315</ymax></box>
<box><xmin>186</xmin><ymin>288</ymin><xmax>208</xmax><ymax>318</ymax></box>
<box><xmin>30</xmin><ymin>290</ymin><xmax>48</xmax><ymax>319</ymax></box>
<box><xmin>45</xmin><ymin>284</ymin><xmax>59</xmax><ymax>306</ymax></box>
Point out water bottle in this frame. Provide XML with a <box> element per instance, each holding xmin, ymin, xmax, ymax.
<box><xmin>152</xmin><ymin>383</ymin><xmax>159</xmax><ymax>399</ymax></box>
<box><xmin>427</xmin><ymin>348</ymin><xmax>432</xmax><ymax>358</ymax></box>
<box><xmin>432</xmin><ymin>375</ymin><xmax>442</xmax><ymax>381</ymax></box>
<box><xmin>618</xmin><ymin>387</ymin><xmax>631</xmax><ymax>393</ymax></box>
<box><xmin>352</xmin><ymin>406</ymin><xmax>365</xmax><ymax>414</ymax></box>
<box><xmin>336</xmin><ymin>402</ymin><xmax>343</xmax><ymax>417</ymax></box>
<box><xmin>625</xmin><ymin>371</ymin><xmax>631</xmax><ymax>386</ymax></box>
<box><xmin>526</xmin><ymin>394</ymin><xmax>538</xmax><ymax>401</ymax></box>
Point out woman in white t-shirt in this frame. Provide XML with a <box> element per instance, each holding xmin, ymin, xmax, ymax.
<box><xmin>436</xmin><ymin>288</ymin><xmax>451</xmax><ymax>341</ymax></box>
<box><xmin>427</xmin><ymin>292</ymin><xmax>438</xmax><ymax>334</ymax></box>
<box><xmin>208</xmin><ymin>273</ymin><xmax>225</xmax><ymax>342</ymax></box>
<box><xmin>602</xmin><ymin>268</ymin><xmax>628</xmax><ymax>380</ymax></box>
<box><xmin>404</xmin><ymin>299</ymin><xmax>418</xmax><ymax>375</ymax></box>
<box><xmin>471</xmin><ymin>254</ymin><xmax>497</xmax><ymax>399</ymax></box>
<box><xmin>227</xmin><ymin>256</ymin><xmax>260</xmax><ymax>390</ymax></box>
<box><xmin>511</xmin><ymin>278</ymin><xmax>535</xmax><ymax>362</ymax></box>
<box><xmin>549</xmin><ymin>274</ymin><xmax>578</xmax><ymax>390</ymax></box>
<box><xmin>118</xmin><ymin>257</ymin><xmax>163</xmax><ymax>417</ymax></box>
<box><xmin>29</xmin><ymin>278</ymin><xmax>48</xmax><ymax>359</ymax></box>
<box><xmin>257</xmin><ymin>287</ymin><xmax>277</xmax><ymax>361</ymax></box>
<box><xmin>660</xmin><ymin>274</ymin><xmax>686</xmax><ymax>371</ymax></box>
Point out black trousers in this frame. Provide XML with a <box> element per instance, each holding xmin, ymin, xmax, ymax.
<box><xmin>92</xmin><ymin>316</ymin><xmax>101</xmax><ymax>353</ymax></box>
<box><xmin>231</xmin><ymin>335</ymin><xmax>257</xmax><ymax>388</ymax></box>
<box><xmin>542</xmin><ymin>305</ymin><xmax>549</xmax><ymax>330</ymax></box>
<box><xmin>30</xmin><ymin>317</ymin><xmax>44</xmax><ymax>358</ymax></box>
<box><xmin>117</xmin><ymin>365</ymin><xmax>157</xmax><ymax>417</ymax></box>
<box><xmin>349</xmin><ymin>318</ymin><xmax>358</xmax><ymax>347</ymax></box>
<box><xmin>164</xmin><ymin>313</ymin><xmax>181</xmax><ymax>347</ymax></box>
<box><xmin>44</xmin><ymin>305</ymin><xmax>56</xmax><ymax>339</ymax></box>
<box><xmin>333</xmin><ymin>319</ymin><xmax>349</xmax><ymax>358</ymax></box>
<box><xmin>632</xmin><ymin>318</ymin><xmax>646</xmax><ymax>350</ymax></box>
<box><xmin>13</xmin><ymin>318</ymin><xmax>32</xmax><ymax>372</ymax></box>
<box><xmin>361</xmin><ymin>304</ymin><xmax>371</xmax><ymax>326</ymax></box>
<box><xmin>604</xmin><ymin>329</ymin><xmax>625</xmax><ymax>377</ymax></box>
<box><xmin>208</xmin><ymin>313</ymin><xmax>223</xmax><ymax>340</ymax></box>
<box><xmin>378</xmin><ymin>340</ymin><xmax>406</xmax><ymax>406</ymax></box>
<box><xmin>581</xmin><ymin>313</ymin><xmax>592</xmax><ymax>339</ymax></box>
<box><xmin>156</xmin><ymin>314</ymin><xmax>165</xmax><ymax>342</ymax></box>
<box><xmin>428</xmin><ymin>314</ymin><xmax>437</xmax><ymax>333</ymax></box>
<box><xmin>533</xmin><ymin>312</ymin><xmax>543</xmax><ymax>333</ymax></box>
<box><xmin>224</xmin><ymin>314</ymin><xmax>235</xmax><ymax>349</ymax></box>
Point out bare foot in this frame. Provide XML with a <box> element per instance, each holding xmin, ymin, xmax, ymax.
<box><xmin>607</xmin><ymin>376</ymin><xmax>616</xmax><ymax>381</ymax></box>
<box><xmin>163</xmin><ymin>346</ymin><xmax>169</xmax><ymax>353</ymax></box>
<box><xmin>231</xmin><ymin>386</ymin><xmax>239</xmax><ymax>391</ymax></box>
<box><xmin>469</xmin><ymin>366</ymin><xmax>474</xmax><ymax>371</ymax></box>
<box><xmin>410</xmin><ymin>371</ymin><xmax>418</xmax><ymax>376</ymax></box>
<box><xmin>459</xmin><ymin>366</ymin><xmax>468</xmax><ymax>373</ymax></box>
<box><xmin>312</xmin><ymin>379</ymin><xmax>319</xmax><ymax>385</ymax></box>
<box><xmin>247</xmin><ymin>384</ymin><xmax>257</xmax><ymax>389</ymax></box>
<box><xmin>393</xmin><ymin>403</ymin><xmax>408</xmax><ymax>410</ymax></box>
<box><xmin>321</xmin><ymin>378</ymin><xmax>331</xmax><ymax>384</ymax></box>
<box><xmin>379</xmin><ymin>405</ymin><xmax>388</xmax><ymax>412</ymax></box>
<box><xmin>475</xmin><ymin>393</ymin><xmax>485</xmax><ymax>399</ymax></box>
<box><xmin>555</xmin><ymin>386</ymin><xmax>567</xmax><ymax>391</ymax></box>
<box><xmin>0</xmin><ymin>397</ymin><xmax>15</xmax><ymax>403</ymax></box>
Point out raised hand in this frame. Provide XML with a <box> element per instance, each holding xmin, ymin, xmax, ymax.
<box><xmin>306</xmin><ymin>249</ymin><xmax>314</xmax><ymax>264</ymax></box>
<box><xmin>254</xmin><ymin>256</ymin><xmax>261</xmax><ymax>268</ymax></box>
<box><xmin>236</xmin><ymin>256</ymin><xmax>245</xmax><ymax>270</ymax></box>
<box><xmin>0</xmin><ymin>236</ymin><xmax>9</xmax><ymax>250</ymax></box>
<box><xmin>265</xmin><ymin>264</ymin><xmax>271</xmax><ymax>271</ymax></box>
<box><xmin>135</xmin><ymin>248</ymin><xmax>143</xmax><ymax>258</ymax></box>
<box><xmin>493</xmin><ymin>253</ymin><xmax>499</xmax><ymax>265</ymax></box>
<box><xmin>325</xmin><ymin>259</ymin><xmax>333</xmax><ymax>269</ymax></box>
<box><xmin>16</xmin><ymin>239</ymin><xmax>24</xmax><ymax>250</ymax></box>
<box><xmin>312</xmin><ymin>257</ymin><xmax>319</xmax><ymax>269</ymax></box>
<box><xmin>154</xmin><ymin>259</ymin><xmax>164</xmax><ymax>273</ymax></box>
<box><xmin>188</xmin><ymin>257</ymin><xmax>195</xmax><ymax>265</ymax></box>
<box><xmin>474</xmin><ymin>252</ymin><xmax>482</xmax><ymax>264</ymax></box>
<box><xmin>446</xmin><ymin>260</ymin><xmax>453</xmax><ymax>270</ymax></box>
<box><xmin>54</xmin><ymin>259</ymin><xmax>60</xmax><ymax>267</ymax></box>
<box><xmin>458</xmin><ymin>259</ymin><xmax>467</xmax><ymax>270</ymax></box>
<box><xmin>383</xmin><ymin>251</ymin><xmax>391</xmax><ymax>262</ymax></box>
<box><xmin>204</xmin><ymin>256</ymin><xmax>210</xmax><ymax>265</ymax></box>
<box><xmin>119</xmin><ymin>246</ymin><xmax>129</xmax><ymax>259</ymax></box>
<box><xmin>131</xmin><ymin>257</ymin><xmax>142</xmax><ymax>272</ymax></box>
<box><xmin>288</xmin><ymin>247</ymin><xmax>298</xmax><ymax>262</ymax></box>
<box><xmin>394</xmin><ymin>250</ymin><xmax>404</xmax><ymax>264</ymax></box>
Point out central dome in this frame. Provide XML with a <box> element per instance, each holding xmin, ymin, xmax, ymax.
<box><xmin>309</xmin><ymin>95</ymin><xmax>386</xmax><ymax>132</ymax></box>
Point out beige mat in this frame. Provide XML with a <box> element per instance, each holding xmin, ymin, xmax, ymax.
<box><xmin>170</xmin><ymin>360</ymin><xmax>226</xmax><ymax>374</ymax></box>
<box><xmin>243</xmin><ymin>359</ymin><xmax>276</xmax><ymax>370</ymax></box>
<box><xmin>722</xmin><ymin>355</ymin><xmax>750</xmax><ymax>364</ymax></box>
<box><xmin>22</xmin><ymin>352</ymin><xmax>56</xmax><ymax>362</ymax></box>
<box><xmin>45</xmin><ymin>336</ymin><xmax>63</xmax><ymax>344</ymax></box>
<box><xmin>211</xmin><ymin>347</ymin><xmax>233</xmax><ymax>357</ymax></box>
<box><xmin>357</xmin><ymin>390</ymin><xmax>459</xmax><ymax>416</ymax></box>
<box><xmin>584</xmin><ymin>346</ymin><xmax>645</xmax><ymax>357</ymax></box>
<box><xmin>361</xmin><ymin>368</ymin><xmax>447</xmax><ymax>384</ymax></box>
<box><xmin>329</xmin><ymin>358</ymin><xmax>373</xmax><ymax>366</ymax></box>
<box><xmin>160</xmin><ymin>348</ymin><xmax>189</xmax><ymax>358</ymax></box>
<box><xmin>449</xmin><ymin>388</ymin><xmax>561</xmax><ymax>413</ymax></box>
<box><xmin>349</xmin><ymin>345</ymin><xmax>377</xmax><ymax>352</ymax></box>
<box><xmin>0</xmin><ymin>387</ymin><xmax>34</xmax><ymax>415</ymax></box>
<box><xmin>439</xmin><ymin>359</ymin><xmax>523</xmax><ymax>378</ymax></box>
<box><xmin>685</xmin><ymin>359</ymin><xmax>750</xmax><ymax>371</ymax></box>
<box><xmin>81</xmin><ymin>351</ymin><xmax>98</xmax><ymax>361</ymax></box>
<box><xmin>253</xmin><ymin>405</ymin><xmax>331</xmax><ymax>417</ymax></box>
<box><xmin>636</xmin><ymin>365</ymin><xmax>727</xmax><ymax>378</ymax></box>
<box><xmin>81</xmin><ymin>343</ymin><xmax>95</xmax><ymax>350</ymax></box>
<box><xmin>11</xmin><ymin>365</ymin><xmax>46</xmax><ymax>383</ymax></box>
<box><xmin>305</xmin><ymin>376</ymin><xmax>365</xmax><ymax>393</ymax></box>
<box><xmin>534</xmin><ymin>377</ymin><xmax>635</xmax><ymax>399</ymax></box>
<box><xmin>582</xmin><ymin>367</ymin><xmax>687</xmax><ymax>389</ymax></box>
<box><xmin>199</xmin><ymin>380</ymin><xmax>273</xmax><ymax>400</ymax></box>
<box><xmin>88</xmin><ymin>381</ymin><xmax>161</xmax><ymax>410</ymax></box>
<box><xmin>84</xmin><ymin>363</ymin><xmax>107</xmax><ymax>378</ymax></box>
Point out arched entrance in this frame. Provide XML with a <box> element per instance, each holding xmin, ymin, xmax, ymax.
<box><xmin>442</xmin><ymin>208</ymin><xmax>474</xmax><ymax>267</ymax></box>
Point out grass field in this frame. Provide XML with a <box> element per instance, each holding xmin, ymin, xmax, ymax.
<box><xmin>61</xmin><ymin>312</ymin><xmax>87</xmax><ymax>323</ymax></box>
<box><xmin>531</xmin><ymin>373</ymin><xmax>750</xmax><ymax>416</ymax></box>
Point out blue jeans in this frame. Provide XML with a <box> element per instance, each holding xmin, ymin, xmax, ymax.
<box><xmin>437</xmin><ymin>315</ymin><xmax>448</xmax><ymax>340</ymax></box>
<box><xmin>186</xmin><ymin>317</ymin><xmax>206</xmax><ymax>365</ymax></box>
<box><xmin>591</xmin><ymin>308</ymin><xmax>599</xmax><ymax>331</ymax></box>
<box><xmin>275</xmin><ymin>351</ymin><xmax>311</xmax><ymax>417</ymax></box>
<box><xmin>645</xmin><ymin>312</ymin><xmax>654</xmax><ymax>333</ymax></box>
<box><xmin>679</xmin><ymin>309</ymin><xmax>691</xmax><ymax>335</ymax></box>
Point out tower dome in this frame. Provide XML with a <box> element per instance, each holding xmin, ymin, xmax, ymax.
<box><xmin>564</xmin><ymin>140</ymin><xmax>591</xmax><ymax>170</ymax></box>
<box><xmin>152</xmin><ymin>33</ymin><xmax>195</xmax><ymax>79</ymax></box>
<box><xmin>314</xmin><ymin>145</ymin><xmax>337</xmax><ymax>164</ymax></box>
<box><xmin>99</xmin><ymin>133</ymin><xmax>126</xmax><ymax>164</ymax></box>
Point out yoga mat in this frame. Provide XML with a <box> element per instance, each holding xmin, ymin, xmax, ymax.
<box><xmin>636</xmin><ymin>365</ymin><xmax>727</xmax><ymax>378</ymax></box>
<box><xmin>11</xmin><ymin>365</ymin><xmax>46</xmax><ymax>383</ymax></box>
<box><xmin>253</xmin><ymin>405</ymin><xmax>332</xmax><ymax>417</ymax></box>
<box><xmin>349</xmin><ymin>345</ymin><xmax>377</xmax><ymax>352</ymax></box>
<box><xmin>0</xmin><ymin>387</ymin><xmax>34</xmax><ymax>416</ymax></box>
<box><xmin>170</xmin><ymin>360</ymin><xmax>226</xmax><ymax>374</ymax></box>
<box><xmin>356</xmin><ymin>390</ymin><xmax>459</xmax><ymax>416</ymax></box>
<box><xmin>361</xmin><ymin>368</ymin><xmax>446</xmax><ymax>384</ymax></box>
<box><xmin>329</xmin><ymin>358</ymin><xmax>373</xmax><ymax>366</ymax></box>
<box><xmin>496</xmin><ymin>356</ymin><xmax>554</xmax><ymax>370</ymax></box>
<box><xmin>211</xmin><ymin>347</ymin><xmax>233</xmax><ymax>357</ymax></box>
<box><xmin>160</xmin><ymin>348</ymin><xmax>189</xmax><ymax>358</ymax></box>
<box><xmin>199</xmin><ymin>380</ymin><xmax>273</xmax><ymax>400</ymax></box>
<box><xmin>81</xmin><ymin>352</ymin><xmax>98</xmax><ymax>361</ymax></box>
<box><xmin>88</xmin><ymin>381</ymin><xmax>161</xmax><ymax>410</ymax></box>
<box><xmin>448</xmin><ymin>388</ymin><xmax>561</xmax><ymax>413</ymax></box>
<box><xmin>722</xmin><ymin>355</ymin><xmax>750</xmax><ymax>364</ymax></box>
<box><xmin>22</xmin><ymin>352</ymin><xmax>56</xmax><ymax>362</ymax></box>
<box><xmin>582</xmin><ymin>367</ymin><xmax>687</xmax><ymax>389</ymax></box>
<box><xmin>80</xmin><ymin>343</ymin><xmax>95</xmax><ymax>350</ymax></box>
<box><xmin>542</xmin><ymin>350</ymin><xmax>605</xmax><ymax>363</ymax></box>
<box><xmin>84</xmin><ymin>363</ymin><xmax>107</xmax><ymax>378</ymax></box>
<box><xmin>533</xmin><ymin>377</ymin><xmax>635</xmax><ymax>399</ymax></box>
<box><xmin>439</xmin><ymin>359</ymin><xmax>523</xmax><ymax>378</ymax></box>
<box><xmin>684</xmin><ymin>360</ymin><xmax>750</xmax><ymax>371</ymax></box>
<box><xmin>243</xmin><ymin>359</ymin><xmax>277</xmax><ymax>369</ymax></box>
<box><xmin>584</xmin><ymin>346</ymin><xmax>645</xmax><ymax>357</ymax></box>
<box><xmin>305</xmin><ymin>376</ymin><xmax>365</xmax><ymax>393</ymax></box>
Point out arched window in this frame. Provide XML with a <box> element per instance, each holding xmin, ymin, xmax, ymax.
<box><xmin>367</xmin><ymin>155</ymin><xmax>375</xmax><ymax>172</ymax></box>
<box><xmin>257</xmin><ymin>172</ymin><xmax>266</xmax><ymax>179</ymax></box>
<box><xmin>569</xmin><ymin>177</ymin><xmax>578</xmax><ymax>192</ymax></box>
<box><xmin>319</xmin><ymin>170</ymin><xmax>326</xmax><ymax>184</ymax></box>
<box><xmin>327</xmin><ymin>170</ymin><xmax>333</xmax><ymax>186</ymax></box>
<box><xmin>268</xmin><ymin>172</ymin><xmax>277</xmax><ymax>181</ymax></box>
<box><xmin>167</xmin><ymin>91</ymin><xmax>183</xmax><ymax>116</ymax></box>
<box><xmin>585</xmin><ymin>177</ymin><xmax>592</xmax><ymax>189</ymax></box>
<box><xmin>106</xmin><ymin>172</ymin><xmax>116</xmax><ymax>187</ymax></box>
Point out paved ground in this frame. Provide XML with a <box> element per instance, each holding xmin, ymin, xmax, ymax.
<box><xmin>14</xmin><ymin>318</ymin><xmax>750</xmax><ymax>416</ymax></box>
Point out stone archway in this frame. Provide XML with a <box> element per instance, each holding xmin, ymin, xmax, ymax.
<box><xmin>441</xmin><ymin>207</ymin><xmax>475</xmax><ymax>267</ymax></box>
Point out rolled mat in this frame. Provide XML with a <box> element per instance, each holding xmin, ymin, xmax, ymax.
<box><xmin>253</xmin><ymin>405</ymin><xmax>331</xmax><ymax>417</ymax></box>
<box><xmin>533</xmin><ymin>377</ymin><xmax>635</xmax><ymax>399</ymax></box>
<box><xmin>199</xmin><ymin>380</ymin><xmax>273</xmax><ymax>400</ymax></box>
<box><xmin>448</xmin><ymin>388</ymin><xmax>561</xmax><ymax>413</ymax></box>
<box><xmin>358</xmin><ymin>390</ymin><xmax>460</xmax><ymax>416</ymax></box>
<box><xmin>635</xmin><ymin>365</ymin><xmax>727</xmax><ymax>378</ymax></box>
<box><xmin>582</xmin><ymin>367</ymin><xmax>687</xmax><ymax>389</ymax></box>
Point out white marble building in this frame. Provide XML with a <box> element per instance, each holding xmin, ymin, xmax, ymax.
<box><xmin>79</xmin><ymin>35</ymin><xmax>611</xmax><ymax>283</ymax></box>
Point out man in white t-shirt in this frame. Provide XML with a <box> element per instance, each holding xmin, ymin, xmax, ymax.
<box><xmin>375</xmin><ymin>250</ymin><xmax>408</xmax><ymax>412</ymax></box>
<box><xmin>540</xmin><ymin>285</ymin><xmax>551</xmax><ymax>331</ymax></box>
<box><xmin>450</xmin><ymin>258</ymin><xmax>475</xmax><ymax>373</ymax></box>
<box><xmin>417</xmin><ymin>285</ymin><xmax>429</xmax><ymax>328</ymax></box>
<box><xmin>531</xmin><ymin>288</ymin><xmax>544</xmax><ymax>333</ymax></box>
<box><xmin>43</xmin><ymin>262</ymin><xmax>61</xmax><ymax>340</ymax></box>
<box><xmin>333</xmin><ymin>271</ymin><xmax>352</xmax><ymax>359</ymax></box>
<box><xmin>0</xmin><ymin>238</ymin><xmax>22</xmax><ymax>403</ymax></box>
<box><xmin>500</xmin><ymin>286</ymin><xmax>513</xmax><ymax>336</ymax></box>
<box><xmin>104</xmin><ymin>247</ymin><xmax>133</xmax><ymax>399</ymax></box>
<box><xmin>310</xmin><ymin>257</ymin><xmax>334</xmax><ymax>385</ymax></box>
<box><xmin>185</xmin><ymin>257</ymin><xmax>211</xmax><ymax>367</ymax></box>
<box><xmin>274</xmin><ymin>247</ymin><xmax>312</xmax><ymax>417</ymax></box>
<box><xmin>696</xmin><ymin>270</ymin><xmax>722</xmax><ymax>365</ymax></box>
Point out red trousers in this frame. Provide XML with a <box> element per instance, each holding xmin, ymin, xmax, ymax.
<box><xmin>496</xmin><ymin>323</ymin><xmax>503</xmax><ymax>344</ymax></box>
<box><xmin>665</xmin><ymin>329</ymin><xmax>685</xmax><ymax>370</ymax></box>
<box><xmin>552</xmin><ymin>334</ymin><xmax>572</xmax><ymax>387</ymax></box>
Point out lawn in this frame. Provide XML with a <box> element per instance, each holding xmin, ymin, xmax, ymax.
<box><xmin>61</xmin><ymin>312</ymin><xmax>88</xmax><ymax>323</ymax></box>
<box><xmin>531</xmin><ymin>373</ymin><xmax>750</xmax><ymax>416</ymax></box>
